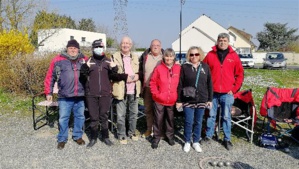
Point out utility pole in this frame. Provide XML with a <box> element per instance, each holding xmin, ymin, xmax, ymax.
<box><xmin>179</xmin><ymin>0</ymin><xmax>185</xmax><ymax>62</ymax></box>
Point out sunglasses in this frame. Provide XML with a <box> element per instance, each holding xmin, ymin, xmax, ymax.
<box><xmin>190</xmin><ymin>53</ymin><xmax>200</xmax><ymax>57</ymax></box>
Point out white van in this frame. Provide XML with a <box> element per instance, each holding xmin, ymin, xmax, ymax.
<box><xmin>236</xmin><ymin>48</ymin><xmax>255</xmax><ymax>68</ymax></box>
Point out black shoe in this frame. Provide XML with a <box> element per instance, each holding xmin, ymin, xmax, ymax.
<box><xmin>202</xmin><ymin>137</ymin><xmax>212</xmax><ymax>144</ymax></box>
<box><xmin>57</xmin><ymin>142</ymin><xmax>66</xmax><ymax>150</ymax></box>
<box><xmin>103</xmin><ymin>138</ymin><xmax>113</xmax><ymax>146</ymax></box>
<box><xmin>168</xmin><ymin>139</ymin><xmax>175</xmax><ymax>146</ymax></box>
<box><xmin>86</xmin><ymin>139</ymin><xmax>97</xmax><ymax>148</ymax></box>
<box><xmin>151</xmin><ymin>142</ymin><xmax>158</xmax><ymax>149</ymax></box>
<box><xmin>223</xmin><ymin>140</ymin><xmax>233</xmax><ymax>151</ymax></box>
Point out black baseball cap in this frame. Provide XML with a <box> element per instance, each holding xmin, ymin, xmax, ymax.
<box><xmin>92</xmin><ymin>39</ymin><xmax>104</xmax><ymax>48</ymax></box>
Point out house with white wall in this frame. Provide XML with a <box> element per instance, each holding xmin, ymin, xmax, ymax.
<box><xmin>38</xmin><ymin>28</ymin><xmax>106</xmax><ymax>52</ymax></box>
<box><xmin>172</xmin><ymin>14</ymin><xmax>236</xmax><ymax>54</ymax></box>
<box><xmin>228</xmin><ymin>26</ymin><xmax>256</xmax><ymax>54</ymax></box>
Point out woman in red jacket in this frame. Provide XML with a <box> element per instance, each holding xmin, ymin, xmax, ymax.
<box><xmin>150</xmin><ymin>48</ymin><xmax>181</xmax><ymax>149</ymax></box>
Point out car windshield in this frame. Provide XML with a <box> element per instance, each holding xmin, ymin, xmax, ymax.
<box><xmin>239</xmin><ymin>54</ymin><xmax>253</xmax><ymax>58</ymax></box>
<box><xmin>266</xmin><ymin>53</ymin><xmax>284</xmax><ymax>60</ymax></box>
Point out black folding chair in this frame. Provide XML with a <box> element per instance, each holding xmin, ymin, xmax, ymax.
<box><xmin>32</xmin><ymin>83</ymin><xmax>59</xmax><ymax>130</ymax></box>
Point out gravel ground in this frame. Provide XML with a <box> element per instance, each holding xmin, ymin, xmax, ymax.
<box><xmin>0</xmin><ymin>112</ymin><xmax>299</xmax><ymax>169</ymax></box>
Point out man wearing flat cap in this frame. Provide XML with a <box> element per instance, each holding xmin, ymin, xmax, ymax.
<box><xmin>80</xmin><ymin>39</ymin><xmax>118</xmax><ymax>148</ymax></box>
<box><xmin>44</xmin><ymin>39</ymin><xmax>88</xmax><ymax>150</ymax></box>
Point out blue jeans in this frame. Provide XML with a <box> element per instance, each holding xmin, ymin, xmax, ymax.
<box><xmin>115</xmin><ymin>94</ymin><xmax>138</xmax><ymax>139</ymax></box>
<box><xmin>206</xmin><ymin>93</ymin><xmax>234</xmax><ymax>141</ymax></box>
<box><xmin>184</xmin><ymin>107</ymin><xmax>205</xmax><ymax>143</ymax></box>
<box><xmin>57</xmin><ymin>97</ymin><xmax>85</xmax><ymax>142</ymax></box>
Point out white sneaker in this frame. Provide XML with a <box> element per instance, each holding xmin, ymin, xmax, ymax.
<box><xmin>119</xmin><ymin>137</ymin><xmax>128</xmax><ymax>145</ymax></box>
<box><xmin>192</xmin><ymin>142</ymin><xmax>202</xmax><ymax>153</ymax></box>
<box><xmin>130</xmin><ymin>134</ymin><xmax>139</xmax><ymax>141</ymax></box>
<box><xmin>183</xmin><ymin>142</ymin><xmax>191</xmax><ymax>153</ymax></box>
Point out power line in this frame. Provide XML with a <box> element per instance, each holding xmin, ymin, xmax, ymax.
<box><xmin>113</xmin><ymin>0</ymin><xmax>128</xmax><ymax>41</ymax></box>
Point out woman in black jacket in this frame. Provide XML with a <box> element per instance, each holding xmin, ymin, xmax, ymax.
<box><xmin>176</xmin><ymin>46</ymin><xmax>213</xmax><ymax>153</ymax></box>
<box><xmin>80</xmin><ymin>39</ymin><xmax>118</xmax><ymax>148</ymax></box>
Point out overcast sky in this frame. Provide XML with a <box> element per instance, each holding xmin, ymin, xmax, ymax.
<box><xmin>49</xmin><ymin>0</ymin><xmax>299</xmax><ymax>48</ymax></box>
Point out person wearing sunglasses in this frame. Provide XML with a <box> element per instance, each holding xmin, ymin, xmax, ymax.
<box><xmin>202</xmin><ymin>33</ymin><xmax>244</xmax><ymax>151</ymax></box>
<box><xmin>150</xmin><ymin>48</ymin><xmax>181</xmax><ymax>149</ymax></box>
<box><xmin>176</xmin><ymin>46</ymin><xmax>213</xmax><ymax>153</ymax></box>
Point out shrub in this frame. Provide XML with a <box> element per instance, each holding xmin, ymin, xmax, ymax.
<box><xmin>0</xmin><ymin>29</ymin><xmax>35</xmax><ymax>60</ymax></box>
<box><xmin>288</xmin><ymin>41</ymin><xmax>299</xmax><ymax>53</ymax></box>
<box><xmin>0</xmin><ymin>52</ymin><xmax>55</xmax><ymax>95</ymax></box>
<box><xmin>0</xmin><ymin>50</ymin><xmax>114</xmax><ymax>95</ymax></box>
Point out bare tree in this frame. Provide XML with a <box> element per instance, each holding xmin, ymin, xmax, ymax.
<box><xmin>0</xmin><ymin>0</ymin><xmax>2</xmax><ymax>30</ymax></box>
<box><xmin>95</xmin><ymin>24</ymin><xmax>117</xmax><ymax>48</ymax></box>
<box><xmin>78</xmin><ymin>18</ymin><xmax>96</xmax><ymax>32</ymax></box>
<box><xmin>1</xmin><ymin>0</ymin><xmax>46</xmax><ymax>30</ymax></box>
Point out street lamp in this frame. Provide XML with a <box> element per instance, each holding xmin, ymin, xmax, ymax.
<box><xmin>179</xmin><ymin>0</ymin><xmax>185</xmax><ymax>62</ymax></box>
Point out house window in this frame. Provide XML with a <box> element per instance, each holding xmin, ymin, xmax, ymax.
<box><xmin>70</xmin><ymin>36</ymin><xmax>74</xmax><ymax>40</ymax></box>
<box><xmin>82</xmin><ymin>37</ymin><xmax>86</xmax><ymax>42</ymax></box>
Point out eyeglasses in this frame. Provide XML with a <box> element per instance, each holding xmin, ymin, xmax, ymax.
<box><xmin>190</xmin><ymin>53</ymin><xmax>200</xmax><ymax>57</ymax></box>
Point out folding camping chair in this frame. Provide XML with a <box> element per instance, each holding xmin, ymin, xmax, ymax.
<box><xmin>32</xmin><ymin>83</ymin><xmax>59</xmax><ymax>130</ymax></box>
<box><xmin>32</xmin><ymin>83</ymin><xmax>108</xmax><ymax>132</ymax></box>
<box><xmin>260</xmin><ymin>87</ymin><xmax>299</xmax><ymax>144</ymax></box>
<box><xmin>231</xmin><ymin>89</ymin><xmax>256</xmax><ymax>143</ymax></box>
<box><xmin>216</xmin><ymin>89</ymin><xmax>256</xmax><ymax>143</ymax></box>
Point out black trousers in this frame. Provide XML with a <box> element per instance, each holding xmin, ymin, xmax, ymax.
<box><xmin>86</xmin><ymin>96</ymin><xmax>111</xmax><ymax>139</ymax></box>
<box><xmin>153</xmin><ymin>102</ymin><xmax>174</xmax><ymax>143</ymax></box>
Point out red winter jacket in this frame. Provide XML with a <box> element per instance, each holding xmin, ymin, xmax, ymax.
<box><xmin>203</xmin><ymin>46</ymin><xmax>244</xmax><ymax>94</ymax></box>
<box><xmin>150</xmin><ymin>62</ymin><xmax>181</xmax><ymax>106</ymax></box>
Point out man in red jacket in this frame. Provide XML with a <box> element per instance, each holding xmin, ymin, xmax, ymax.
<box><xmin>203</xmin><ymin>33</ymin><xmax>244</xmax><ymax>151</ymax></box>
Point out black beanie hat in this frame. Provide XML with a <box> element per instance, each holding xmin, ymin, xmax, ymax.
<box><xmin>67</xmin><ymin>39</ymin><xmax>80</xmax><ymax>49</ymax></box>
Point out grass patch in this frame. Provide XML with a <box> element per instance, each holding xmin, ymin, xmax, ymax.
<box><xmin>0</xmin><ymin>89</ymin><xmax>32</xmax><ymax>117</ymax></box>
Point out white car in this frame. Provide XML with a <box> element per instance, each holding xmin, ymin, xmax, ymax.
<box><xmin>238</xmin><ymin>54</ymin><xmax>255</xmax><ymax>68</ymax></box>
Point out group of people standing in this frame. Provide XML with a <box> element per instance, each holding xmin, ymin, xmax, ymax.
<box><xmin>44</xmin><ymin>33</ymin><xmax>244</xmax><ymax>152</ymax></box>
